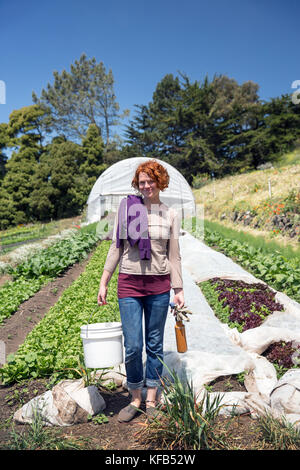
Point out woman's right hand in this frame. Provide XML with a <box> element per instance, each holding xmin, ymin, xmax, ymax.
<box><xmin>97</xmin><ymin>284</ymin><xmax>108</xmax><ymax>306</ymax></box>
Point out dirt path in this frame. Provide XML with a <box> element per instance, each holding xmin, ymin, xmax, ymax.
<box><xmin>0</xmin><ymin>252</ymin><xmax>94</xmax><ymax>357</ymax></box>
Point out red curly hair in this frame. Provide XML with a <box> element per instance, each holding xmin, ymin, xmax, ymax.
<box><xmin>131</xmin><ymin>160</ymin><xmax>169</xmax><ymax>191</ymax></box>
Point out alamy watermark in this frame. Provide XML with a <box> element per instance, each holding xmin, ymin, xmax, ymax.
<box><xmin>96</xmin><ymin>202</ymin><xmax>205</xmax><ymax>241</ymax></box>
<box><xmin>0</xmin><ymin>80</ymin><xmax>6</xmax><ymax>104</ymax></box>
<box><xmin>291</xmin><ymin>80</ymin><xmax>300</xmax><ymax>105</ymax></box>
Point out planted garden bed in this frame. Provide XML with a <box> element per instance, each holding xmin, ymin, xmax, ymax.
<box><xmin>192</xmin><ymin>223</ymin><xmax>300</xmax><ymax>304</ymax></box>
<box><xmin>0</xmin><ymin>228</ymin><xmax>99</xmax><ymax>325</ymax></box>
<box><xmin>0</xmin><ymin>240</ymin><xmax>118</xmax><ymax>385</ymax></box>
<box><xmin>199</xmin><ymin>277</ymin><xmax>299</xmax><ymax>378</ymax></box>
<box><xmin>200</xmin><ymin>278</ymin><xmax>284</xmax><ymax>332</ymax></box>
<box><xmin>263</xmin><ymin>341</ymin><xmax>300</xmax><ymax>377</ymax></box>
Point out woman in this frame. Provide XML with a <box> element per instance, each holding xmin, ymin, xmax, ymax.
<box><xmin>97</xmin><ymin>160</ymin><xmax>184</xmax><ymax>422</ymax></box>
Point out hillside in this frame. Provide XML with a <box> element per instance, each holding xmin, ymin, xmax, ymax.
<box><xmin>193</xmin><ymin>155</ymin><xmax>300</xmax><ymax>249</ymax></box>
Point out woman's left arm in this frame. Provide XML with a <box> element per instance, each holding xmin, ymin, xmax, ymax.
<box><xmin>167</xmin><ymin>210</ymin><xmax>185</xmax><ymax>308</ymax></box>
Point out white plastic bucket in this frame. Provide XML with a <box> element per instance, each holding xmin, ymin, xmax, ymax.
<box><xmin>80</xmin><ymin>322</ymin><xmax>124</xmax><ymax>369</ymax></box>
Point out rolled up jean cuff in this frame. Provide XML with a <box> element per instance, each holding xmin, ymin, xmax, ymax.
<box><xmin>145</xmin><ymin>378</ymin><xmax>162</xmax><ymax>389</ymax></box>
<box><xmin>126</xmin><ymin>379</ymin><xmax>144</xmax><ymax>391</ymax></box>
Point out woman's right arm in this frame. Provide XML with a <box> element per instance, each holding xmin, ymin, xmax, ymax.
<box><xmin>98</xmin><ymin>206</ymin><xmax>124</xmax><ymax>305</ymax></box>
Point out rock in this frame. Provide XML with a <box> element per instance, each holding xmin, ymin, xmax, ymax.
<box><xmin>243</xmin><ymin>216</ymin><xmax>252</xmax><ymax>226</ymax></box>
<box><xmin>13</xmin><ymin>378</ymin><xmax>106</xmax><ymax>427</ymax></box>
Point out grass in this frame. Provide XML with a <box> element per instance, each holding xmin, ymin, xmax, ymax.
<box><xmin>0</xmin><ymin>216</ymin><xmax>82</xmax><ymax>257</ymax></box>
<box><xmin>257</xmin><ymin>412</ymin><xmax>300</xmax><ymax>450</ymax></box>
<box><xmin>6</xmin><ymin>404</ymin><xmax>89</xmax><ymax>450</ymax></box>
<box><xmin>193</xmin><ymin>162</ymin><xmax>300</xmax><ymax>216</ymax></box>
<box><xmin>136</xmin><ymin>364</ymin><xmax>300</xmax><ymax>450</ymax></box>
<box><xmin>204</xmin><ymin>219</ymin><xmax>300</xmax><ymax>264</ymax></box>
<box><xmin>137</xmin><ymin>364</ymin><xmax>227</xmax><ymax>450</ymax></box>
<box><xmin>193</xmin><ymin>156</ymin><xmax>300</xmax><ymax>248</ymax></box>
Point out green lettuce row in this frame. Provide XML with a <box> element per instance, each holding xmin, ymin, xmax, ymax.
<box><xmin>0</xmin><ymin>276</ymin><xmax>49</xmax><ymax>324</ymax></box>
<box><xmin>200</xmin><ymin>227</ymin><xmax>300</xmax><ymax>304</ymax></box>
<box><xmin>0</xmin><ymin>230</ymin><xmax>100</xmax><ymax>325</ymax></box>
<box><xmin>0</xmin><ymin>241</ymin><xmax>119</xmax><ymax>385</ymax></box>
<box><xmin>10</xmin><ymin>231</ymin><xmax>99</xmax><ymax>279</ymax></box>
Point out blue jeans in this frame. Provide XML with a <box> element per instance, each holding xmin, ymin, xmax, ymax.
<box><xmin>118</xmin><ymin>291</ymin><xmax>170</xmax><ymax>390</ymax></box>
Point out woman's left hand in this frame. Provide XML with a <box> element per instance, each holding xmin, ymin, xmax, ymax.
<box><xmin>173</xmin><ymin>288</ymin><xmax>185</xmax><ymax>309</ymax></box>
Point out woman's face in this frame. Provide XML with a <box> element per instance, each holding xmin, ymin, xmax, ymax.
<box><xmin>138</xmin><ymin>171</ymin><xmax>160</xmax><ymax>201</ymax></box>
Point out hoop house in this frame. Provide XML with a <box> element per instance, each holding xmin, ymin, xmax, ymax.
<box><xmin>86</xmin><ymin>157</ymin><xmax>196</xmax><ymax>223</ymax></box>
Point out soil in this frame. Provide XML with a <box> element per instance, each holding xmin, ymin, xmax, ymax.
<box><xmin>0</xmin><ymin>250</ymin><xmax>274</xmax><ymax>451</ymax></box>
<box><xmin>0</xmin><ymin>376</ymin><xmax>264</xmax><ymax>451</ymax></box>
<box><xmin>0</xmin><ymin>251</ymin><xmax>94</xmax><ymax>357</ymax></box>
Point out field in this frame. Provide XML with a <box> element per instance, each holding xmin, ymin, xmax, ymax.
<box><xmin>0</xmin><ymin>241</ymin><xmax>275</xmax><ymax>451</ymax></box>
<box><xmin>1</xmin><ymin>160</ymin><xmax>300</xmax><ymax>451</ymax></box>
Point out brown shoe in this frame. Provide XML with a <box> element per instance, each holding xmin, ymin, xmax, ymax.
<box><xmin>118</xmin><ymin>404</ymin><xmax>139</xmax><ymax>423</ymax></box>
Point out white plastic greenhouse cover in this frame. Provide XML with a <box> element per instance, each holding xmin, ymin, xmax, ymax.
<box><xmin>86</xmin><ymin>157</ymin><xmax>196</xmax><ymax>224</ymax></box>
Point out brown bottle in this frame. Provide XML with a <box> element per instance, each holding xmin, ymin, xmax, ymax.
<box><xmin>175</xmin><ymin>320</ymin><xmax>187</xmax><ymax>353</ymax></box>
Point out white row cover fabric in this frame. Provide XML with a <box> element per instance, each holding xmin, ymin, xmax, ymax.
<box><xmin>161</xmin><ymin>230</ymin><xmax>300</xmax><ymax>427</ymax></box>
<box><xmin>14</xmin><ymin>378</ymin><xmax>106</xmax><ymax>426</ymax></box>
<box><xmin>86</xmin><ymin>157</ymin><xmax>196</xmax><ymax>224</ymax></box>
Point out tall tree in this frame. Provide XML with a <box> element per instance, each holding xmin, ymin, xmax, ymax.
<box><xmin>207</xmin><ymin>75</ymin><xmax>262</xmax><ymax>175</ymax></box>
<box><xmin>32</xmin><ymin>54</ymin><xmax>128</xmax><ymax>144</ymax></box>
<box><xmin>29</xmin><ymin>137</ymin><xmax>85</xmax><ymax>221</ymax></box>
<box><xmin>80</xmin><ymin>123</ymin><xmax>106</xmax><ymax>179</ymax></box>
<box><xmin>76</xmin><ymin>124</ymin><xmax>107</xmax><ymax>207</ymax></box>
<box><xmin>125</xmin><ymin>73</ymin><xmax>222</xmax><ymax>182</ymax></box>
<box><xmin>125</xmin><ymin>73</ymin><xmax>300</xmax><ymax>181</ymax></box>
<box><xmin>0</xmin><ymin>106</ymin><xmax>46</xmax><ymax>225</ymax></box>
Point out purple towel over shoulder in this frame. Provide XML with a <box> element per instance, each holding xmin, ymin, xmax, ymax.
<box><xmin>116</xmin><ymin>195</ymin><xmax>151</xmax><ymax>260</ymax></box>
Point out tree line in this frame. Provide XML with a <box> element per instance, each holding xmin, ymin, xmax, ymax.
<box><xmin>0</xmin><ymin>54</ymin><xmax>299</xmax><ymax>229</ymax></box>
<box><xmin>124</xmin><ymin>73</ymin><xmax>300</xmax><ymax>184</ymax></box>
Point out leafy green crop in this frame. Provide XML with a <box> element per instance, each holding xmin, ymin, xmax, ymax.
<box><xmin>0</xmin><ymin>241</ymin><xmax>119</xmax><ymax>385</ymax></box>
<box><xmin>0</xmin><ymin>277</ymin><xmax>48</xmax><ymax>324</ymax></box>
<box><xmin>196</xmin><ymin>226</ymin><xmax>300</xmax><ymax>304</ymax></box>
<box><xmin>10</xmin><ymin>231</ymin><xmax>98</xmax><ymax>280</ymax></box>
<box><xmin>0</xmin><ymin>230</ymin><xmax>100</xmax><ymax>325</ymax></box>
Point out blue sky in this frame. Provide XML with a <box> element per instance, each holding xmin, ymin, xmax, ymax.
<box><xmin>0</xmin><ymin>0</ymin><xmax>299</xmax><ymax>141</ymax></box>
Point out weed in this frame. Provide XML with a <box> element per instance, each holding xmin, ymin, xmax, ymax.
<box><xmin>257</xmin><ymin>412</ymin><xmax>300</xmax><ymax>450</ymax></box>
<box><xmin>138</xmin><ymin>364</ymin><xmax>227</xmax><ymax>450</ymax></box>
<box><xmin>6</xmin><ymin>401</ymin><xmax>88</xmax><ymax>450</ymax></box>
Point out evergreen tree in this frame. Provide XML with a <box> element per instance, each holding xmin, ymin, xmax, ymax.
<box><xmin>75</xmin><ymin>123</ymin><xmax>107</xmax><ymax>207</ymax></box>
<box><xmin>30</xmin><ymin>137</ymin><xmax>85</xmax><ymax>221</ymax></box>
<box><xmin>80</xmin><ymin>124</ymin><xmax>106</xmax><ymax>181</ymax></box>
<box><xmin>0</xmin><ymin>106</ymin><xmax>45</xmax><ymax>225</ymax></box>
<box><xmin>32</xmin><ymin>53</ymin><xmax>128</xmax><ymax>144</ymax></box>
<box><xmin>125</xmin><ymin>73</ymin><xmax>300</xmax><ymax>180</ymax></box>
<box><xmin>0</xmin><ymin>188</ymin><xmax>15</xmax><ymax>229</ymax></box>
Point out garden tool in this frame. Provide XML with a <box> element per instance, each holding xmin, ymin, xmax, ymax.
<box><xmin>169</xmin><ymin>302</ymin><xmax>192</xmax><ymax>353</ymax></box>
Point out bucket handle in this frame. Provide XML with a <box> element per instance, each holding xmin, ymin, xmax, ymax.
<box><xmin>85</xmin><ymin>308</ymin><xmax>100</xmax><ymax>339</ymax></box>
